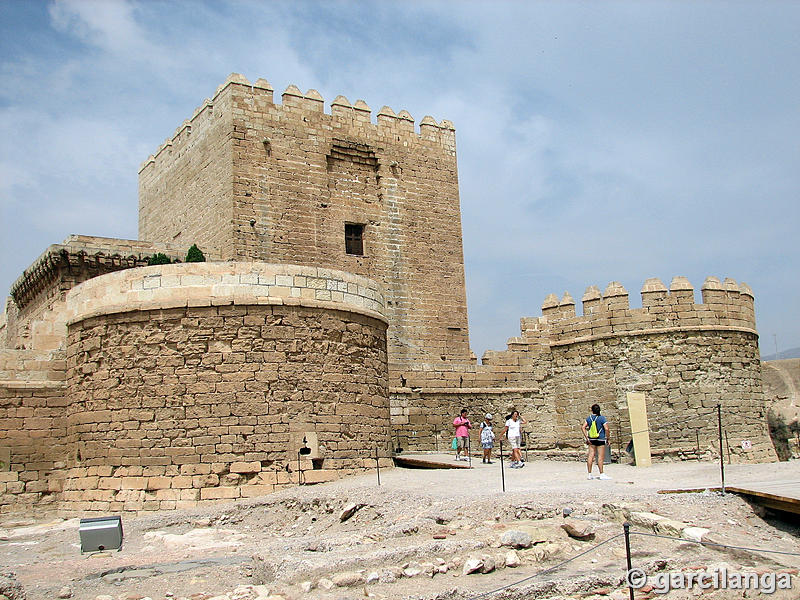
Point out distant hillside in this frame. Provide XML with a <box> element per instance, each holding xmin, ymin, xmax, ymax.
<box><xmin>761</xmin><ymin>346</ymin><xmax>800</xmax><ymax>361</ymax></box>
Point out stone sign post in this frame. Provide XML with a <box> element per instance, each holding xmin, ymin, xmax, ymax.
<box><xmin>627</xmin><ymin>392</ymin><xmax>652</xmax><ymax>467</ymax></box>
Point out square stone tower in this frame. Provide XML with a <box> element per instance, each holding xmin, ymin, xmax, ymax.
<box><xmin>138</xmin><ymin>74</ymin><xmax>471</xmax><ymax>370</ymax></box>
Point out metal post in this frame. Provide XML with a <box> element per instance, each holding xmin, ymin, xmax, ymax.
<box><xmin>724</xmin><ymin>430</ymin><xmax>731</xmax><ymax>463</ymax></box>
<box><xmin>717</xmin><ymin>404</ymin><xmax>725</xmax><ymax>494</ymax></box>
<box><xmin>297</xmin><ymin>451</ymin><xmax>302</xmax><ymax>486</ymax></box>
<box><xmin>623</xmin><ymin>522</ymin><xmax>635</xmax><ymax>600</ymax></box>
<box><xmin>376</xmin><ymin>446</ymin><xmax>381</xmax><ymax>486</ymax></box>
<box><xmin>695</xmin><ymin>430</ymin><xmax>700</xmax><ymax>460</ymax></box>
<box><xmin>522</xmin><ymin>430</ymin><xmax>528</xmax><ymax>463</ymax></box>
<box><xmin>468</xmin><ymin>435</ymin><xmax>472</xmax><ymax>468</ymax></box>
<box><xmin>499</xmin><ymin>439</ymin><xmax>505</xmax><ymax>492</ymax></box>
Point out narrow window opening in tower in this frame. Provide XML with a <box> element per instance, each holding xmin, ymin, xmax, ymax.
<box><xmin>345</xmin><ymin>223</ymin><xmax>364</xmax><ymax>255</ymax></box>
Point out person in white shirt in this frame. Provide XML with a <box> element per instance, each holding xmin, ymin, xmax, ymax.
<box><xmin>503</xmin><ymin>410</ymin><xmax>526</xmax><ymax>468</ymax></box>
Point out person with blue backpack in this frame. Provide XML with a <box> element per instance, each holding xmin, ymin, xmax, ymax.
<box><xmin>582</xmin><ymin>404</ymin><xmax>611</xmax><ymax>480</ymax></box>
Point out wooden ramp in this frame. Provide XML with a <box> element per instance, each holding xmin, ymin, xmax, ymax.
<box><xmin>394</xmin><ymin>452</ymin><xmax>472</xmax><ymax>469</ymax></box>
<box><xmin>660</xmin><ymin>479</ymin><xmax>800</xmax><ymax>515</ymax></box>
<box><xmin>727</xmin><ymin>480</ymin><xmax>800</xmax><ymax>515</ymax></box>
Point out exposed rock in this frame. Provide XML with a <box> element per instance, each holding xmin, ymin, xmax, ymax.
<box><xmin>57</xmin><ymin>587</ymin><xmax>72</xmax><ymax>599</ymax></box>
<box><xmin>462</xmin><ymin>557</ymin><xmax>484</xmax><ymax>575</ymax></box>
<box><xmin>654</xmin><ymin>518</ymin><xmax>689</xmax><ymax>537</ymax></box>
<box><xmin>317</xmin><ymin>578</ymin><xmax>334</xmax><ymax>590</ymax></box>
<box><xmin>402</xmin><ymin>563</ymin><xmax>422</xmax><ymax>578</ymax></box>
<box><xmin>339</xmin><ymin>503</ymin><xmax>363</xmax><ymax>522</ymax></box>
<box><xmin>331</xmin><ymin>571</ymin><xmax>364</xmax><ymax>587</ymax></box>
<box><xmin>683</xmin><ymin>527</ymin><xmax>710</xmax><ymax>542</ymax></box>
<box><xmin>299</xmin><ymin>581</ymin><xmax>313</xmax><ymax>593</ymax></box>
<box><xmin>0</xmin><ymin>572</ymin><xmax>25</xmax><ymax>600</ymax></box>
<box><xmin>499</xmin><ymin>529</ymin><xmax>532</xmax><ymax>548</ymax></box>
<box><xmin>628</xmin><ymin>511</ymin><xmax>671</xmax><ymax>531</ymax></box>
<box><xmin>505</xmin><ymin>550</ymin><xmax>521</xmax><ymax>567</ymax></box>
<box><xmin>365</xmin><ymin>572</ymin><xmax>379</xmax><ymax>584</ymax></box>
<box><xmin>561</xmin><ymin>518</ymin><xmax>596</xmax><ymax>539</ymax></box>
<box><xmin>229</xmin><ymin>585</ymin><xmax>257</xmax><ymax>600</ymax></box>
<box><xmin>379</xmin><ymin>568</ymin><xmax>401</xmax><ymax>584</ymax></box>
<box><xmin>480</xmin><ymin>556</ymin><xmax>496</xmax><ymax>574</ymax></box>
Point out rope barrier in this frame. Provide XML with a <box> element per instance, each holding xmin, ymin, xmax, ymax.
<box><xmin>465</xmin><ymin>533</ymin><xmax>625</xmax><ymax>600</ymax></box>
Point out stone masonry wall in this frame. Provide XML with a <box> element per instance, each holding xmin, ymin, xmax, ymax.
<box><xmin>0</xmin><ymin>263</ymin><xmax>391</xmax><ymax>513</ymax></box>
<box><xmin>0</xmin><ymin>382</ymin><xmax>68</xmax><ymax>513</ymax></box>
<box><xmin>138</xmin><ymin>73</ymin><xmax>471</xmax><ymax>371</ymax></box>
<box><xmin>138</xmin><ymin>91</ymin><xmax>235</xmax><ymax>257</ymax></box>
<box><xmin>1</xmin><ymin>235</ymin><xmax>191</xmax><ymax>352</ymax></box>
<box><xmin>391</xmin><ymin>277</ymin><xmax>776</xmax><ymax>463</ymax></box>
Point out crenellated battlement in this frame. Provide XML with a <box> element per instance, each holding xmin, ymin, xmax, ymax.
<box><xmin>139</xmin><ymin>72</ymin><xmax>456</xmax><ymax>173</ymax></box>
<box><xmin>520</xmin><ymin>276</ymin><xmax>756</xmax><ymax>346</ymax></box>
<box><xmin>138</xmin><ymin>72</ymin><xmax>471</xmax><ymax>369</ymax></box>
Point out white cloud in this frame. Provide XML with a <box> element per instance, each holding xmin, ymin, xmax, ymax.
<box><xmin>1</xmin><ymin>0</ymin><xmax>798</xmax><ymax>358</ymax></box>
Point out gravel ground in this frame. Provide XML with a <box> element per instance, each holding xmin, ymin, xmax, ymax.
<box><xmin>0</xmin><ymin>457</ymin><xmax>798</xmax><ymax>600</ymax></box>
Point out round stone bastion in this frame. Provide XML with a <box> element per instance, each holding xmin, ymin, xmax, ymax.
<box><xmin>61</xmin><ymin>262</ymin><xmax>390</xmax><ymax>512</ymax></box>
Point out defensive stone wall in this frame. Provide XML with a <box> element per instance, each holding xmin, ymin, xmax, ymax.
<box><xmin>138</xmin><ymin>73</ymin><xmax>471</xmax><ymax>370</ymax></box>
<box><xmin>0</xmin><ymin>263</ymin><xmax>391</xmax><ymax>513</ymax></box>
<box><xmin>390</xmin><ymin>276</ymin><xmax>776</xmax><ymax>463</ymax></box>
<box><xmin>1</xmin><ymin>235</ymin><xmax>192</xmax><ymax>352</ymax></box>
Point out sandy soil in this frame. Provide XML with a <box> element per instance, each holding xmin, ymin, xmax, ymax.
<box><xmin>1</xmin><ymin>456</ymin><xmax>798</xmax><ymax>600</ymax></box>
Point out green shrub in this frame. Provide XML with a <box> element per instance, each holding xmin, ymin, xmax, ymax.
<box><xmin>186</xmin><ymin>244</ymin><xmax>206</xmax><ymax>263</ymax></box>
<box><xmin>147</xmin><ymin>253</ymin><xmax>172</xmax><ymax>266</ymax></box>
<box><xmin>767</xmin><ymin>410</ymin><xmax>792</xmax><ymax>461</ymax></box>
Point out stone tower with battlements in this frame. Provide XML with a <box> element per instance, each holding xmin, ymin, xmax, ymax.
<box><xmin>138</xmin><ymin>73</ymin><xmax>471</xmax><ymax>371</ymax></box>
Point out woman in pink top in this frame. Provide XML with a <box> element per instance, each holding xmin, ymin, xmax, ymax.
<box><xmin>453</xmin><ymin>408</ymin><xmax>472</xmax><ymax>461</ymax></box>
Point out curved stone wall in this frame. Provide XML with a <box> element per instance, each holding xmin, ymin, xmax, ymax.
<box><xmin>61</xmin><ymin>263</ymin><xmax>389</xmax><ymax>512</ymax></box>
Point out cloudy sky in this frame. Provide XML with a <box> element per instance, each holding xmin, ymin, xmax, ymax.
<box><xmin>1</xmin><ymin>1</ymin><xmax>798</xmax><ymax>359</ymax></box>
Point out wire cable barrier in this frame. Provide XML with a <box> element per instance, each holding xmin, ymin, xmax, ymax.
<box><xmin>629</xmin><ymin>530</ymin><xmax>800</xmax><ymax>558</ymax></box>
<box><xmin>463</xmin><ymin>526</ymin><xmax>800</xmax><ymax>600</ymax></box>
<box><xmin>465</xmin><ymin>533</ymin><xmax>624</xmax><ymax>600</ymax></box>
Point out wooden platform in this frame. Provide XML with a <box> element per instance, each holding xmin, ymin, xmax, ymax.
<box><xmin>393</xmin><ymin>453</ymin><xmax>472</xmax><ymax>469</ymax></box>
<box><xmin>659</xmin><ymin>479</ymin><xmax>800</xmax><ymax>515</ymax></box>
<box><xmin>726</xmin><ymin>480</ymin><xmax>800</xmax><ymax>515</ymax></box>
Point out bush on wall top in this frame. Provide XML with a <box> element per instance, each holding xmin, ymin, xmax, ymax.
<box><xmin>147</xmin><ymin>253</ymin><xmax>172</xmax><ymax>266</ymax></box>
<box><xmin>186</xmin><ymin>244</ymin><xmax>206</xmax><ymax>263</ymax></box>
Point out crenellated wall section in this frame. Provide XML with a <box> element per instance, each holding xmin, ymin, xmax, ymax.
<box><xmin>138</xmin><ymin>73</ymin><xmax>471</xmax><ymax>370</ymax></box>
<box><xmin>391</xmin><ymin>276</ymin><xmax>775</xmax><ymax>463</ymax></box>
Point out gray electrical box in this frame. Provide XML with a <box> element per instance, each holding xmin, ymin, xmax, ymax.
<box><xmin>79</xmin><ymin>516</ymin><xmax>123</xmax><ymax>552</ymax></box>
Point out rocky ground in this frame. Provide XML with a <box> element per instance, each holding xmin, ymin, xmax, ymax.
<box><xmin>1</xmin><ymin>457</ymin><xmax>798</xmax><ymax>600</ymax></box>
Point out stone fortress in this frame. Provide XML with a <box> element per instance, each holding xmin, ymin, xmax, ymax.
<box><xmin>0</xmin><ymin>73</ymin><xmax>776</xmax><ymax>513</ymax></box>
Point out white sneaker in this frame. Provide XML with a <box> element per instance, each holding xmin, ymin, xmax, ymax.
<box><xmin>597</xmin><ymin>473</ymin><xmax>612</xmax><ymax>480</ymax></box>
<box><xmin>587</xmin><ymin>474</ymin><xmax>595</xmax><ymax>480</ymax></box>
